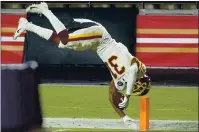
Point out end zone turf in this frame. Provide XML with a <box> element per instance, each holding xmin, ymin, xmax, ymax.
<box><xmin>40</xmin><ymin>85</ymin><xmax>198</xmax><ymax>131</ymax></box>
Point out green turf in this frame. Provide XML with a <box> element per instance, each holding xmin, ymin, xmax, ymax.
<box><xmin>39</xmin><ymin>85</ymin><xmax>198</xmax><ymax>120</ymax></box>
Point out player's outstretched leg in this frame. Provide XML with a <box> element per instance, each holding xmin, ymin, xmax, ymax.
<box><xmin>13</xmin><ymin>17</ymin><xmax>61</xmax><ymax>46</ymax></box>
<box><xmin>26</xmin><ymin>2</ymin><xmax>68</xmax><ymax>44</ymax></box>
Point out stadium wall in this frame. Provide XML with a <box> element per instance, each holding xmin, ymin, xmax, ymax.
<box><xmin>1</xmin><ymin>14</ymin><xmax>26</xmax><ymax>64</ymax></box>
<box><xmin>136</xmin><ymin>15</ymin><xmax>198</xmax><ymax>67</ymax></box>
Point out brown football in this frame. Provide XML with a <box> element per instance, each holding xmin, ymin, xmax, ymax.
<box><xmin>112</xmin><ymin>92</ymin><xmax>125</xmax><ymax>109</ymax></box>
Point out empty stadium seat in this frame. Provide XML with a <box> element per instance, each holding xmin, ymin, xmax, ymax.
<box><xmin>144</xmin><ymin>4</ymin><xmax>155</xmax><ymax>9</ymax></box>
<box><xmin>160</xmin><ymin>4</ymin><xmax>179</xmax><ymax>9</ymax></box>
<box><xmin>182</xmin><ymin>4</ymin><xmax>197</xmax><ymax>9</ymax></box>
<box><xmin>136</xmin><ymin>4</ymin><xmax>144</xmax><ymax>9</ymax></box>
<box><xmin>92</xmin><ymin>4</ymin><xmax>111</xmax><ymax>8</ymax></box>
<box><xmin>69</xmin><ymin>4</ymin><xmax>88</xmax><ymax>8</ymax></box>
<box><xmin>115</xmin><ymin>4</ymin><xmax>132</xmax><ymax>8</ymax></box>
<box><xmin>48</xmin><ymin>4</ymin><xmax>65</xmax><ymax>8</ymax></box>
<box><xmin>4</xmin><ymin>3</ymin><xmax>23</xmax><ymax>9</ymax></box>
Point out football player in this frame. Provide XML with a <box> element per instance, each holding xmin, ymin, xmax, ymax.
<box><xmin>13</xmin><ymin>2</ymin><xmax>151</xmax><ymax>130</ymax></box>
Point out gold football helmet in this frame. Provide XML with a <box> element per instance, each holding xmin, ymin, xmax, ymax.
<box><xmin>132</xmin><ymin>74</ymin><xmax>151</xmax><ymax>96</ymax></box>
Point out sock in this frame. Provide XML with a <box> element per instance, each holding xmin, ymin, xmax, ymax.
<box><xmin>49</xmin><ymin>32</ymin><xmax>61</xmax><ymax>45</ymax></box>
<box><xmin>122</xmin><ymin>115</ymin><xmax>128</xmax><ymax>120</ymax></box>
<box><xmin>26</xmin><ymin>22</ymin><xmax>53</xmax><ymax>40</ymax></box>
<box><xmin>42</xmin><ymin>10</ymin><xmax>66</xmax><ymax>34</ymax></box>
<box><xmin>57</xmin><ymin>29</ymin><xmax>69</xmax><ymax>44</ymax></box>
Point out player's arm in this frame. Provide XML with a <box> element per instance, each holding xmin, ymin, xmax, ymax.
<box><xmin>109</xmin><ymin>80</ymin><xmax>138</xmax><ymax>128</ymax></box>
<box><xmin>109</xmin><ymin>80</ymin><xmax>126</xmax><ymax>118</ymax></box>
<box><xmin>118</xmin><ymin>63</ymin><xmax>138</xmax><ymax>109</ymax></box>
<box><xmin>126</xmin><ymin>63</ymin><xmax>138</xmax><ymax>97</ymax></box>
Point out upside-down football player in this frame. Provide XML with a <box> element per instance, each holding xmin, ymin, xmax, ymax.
<box><xmin>13</xmin><ymin>2</ymin><xmax>151</xmax><ymax>130</ymax></box>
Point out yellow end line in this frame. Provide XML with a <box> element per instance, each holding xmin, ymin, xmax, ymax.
<box><xmin>137</xmin><ymin>29</ymin><xmax>199</xmax><ymax>35</ymax></box>
<box><xmin>1</xmin><ymin>45</ymin><xmax>23</xmax><ymax>51</ymax></box>
<box><xmin>136</xmin><ymin>47</ymin><xmax>198</xmax><ymax>53</ymax></box>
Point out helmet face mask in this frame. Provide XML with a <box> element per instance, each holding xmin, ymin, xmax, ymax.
<box><xmin>132</xmin><ymin>74</ymin><xmax>151</xmax><ymax>96</ymax></box>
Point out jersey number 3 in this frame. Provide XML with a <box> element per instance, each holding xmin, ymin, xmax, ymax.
<box><xmin>105</xmin><ymin>55</ymin><xmax>125</xmax><ymax>79</ymax></box>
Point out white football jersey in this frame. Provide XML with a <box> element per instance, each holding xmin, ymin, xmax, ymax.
<box><xmin>97</xmin><ymin>40</ymin><xmax>135</xmax><ymax>91</ymax></box>
<box><xmin>95</xmin><ymin>22</ymin><xmax>146</xmax><ymax>91</ymax></box>
<box><xmin>58</xmin><ymin>18</ymin><xmax>145</xmax><ymax>90</ymax></box>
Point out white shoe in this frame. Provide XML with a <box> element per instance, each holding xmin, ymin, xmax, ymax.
<box><xmin>124</xmin><ymin>121</ymin><xmax>138</xmax><ymax>131</ymax></box>
<box><xmin>122</xmin><ymin>115</ymin><xmax>138</xmax><ymax>130</ymax></box>
<box><xmin>13</xmin><ymin>18</ymin><xmax>28</xmax><ymax>40</ymax></box>
<box><xmin>26</xmin><ymin>2</ymin><xmax>48</xmax><ymax>14</ymax></box>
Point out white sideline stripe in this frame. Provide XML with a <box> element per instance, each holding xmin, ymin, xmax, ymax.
<box><xmin>1</xmin><ymin>37</ymin><xmax>24</xmax><ymax>42</ymax></box>
<box><xmin>1</xmin><ymin>37</ymin><xmax>199</xmax><ymax>44</ymax></box>
<box><xmin>137</xmin><ymin>38</ymin><xmax>198</xmax><ymax>43</ymax></box>
<box><xmin>43</xmin><ymin>118</ymin><xmax>198</xmax><ymax>131</ymax></box>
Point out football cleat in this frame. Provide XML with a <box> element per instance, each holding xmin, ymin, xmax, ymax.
<box><xmin>13</xmin><ymin>18</ymin><xmax>28</xmax><ymax>40</ymax></box>
<box><xmin>123</xmin><ymin>116</ymin><xmax>138</xmax><ymax>130</ymax></box>
<box><xmin>26</xmin><ymin>2</ymin><xmax>48</xmax><ymax>14</ymax></box>
<box><xmin>126</xmin><ymin>121</ymin><xmax>138</xmax><ymax>130</ymax></box>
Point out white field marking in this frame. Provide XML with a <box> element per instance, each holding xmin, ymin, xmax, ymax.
<box><xmin>137</xmin><ymin>38</ymin><xmax>198</xmax><ymax>43</ymax></box>
<box><xmin>54</xmin><ymin>129</ymin><xmax>72</xmax><ymax>132</ymax></box>
<box><xmin>43</xmin><ymin>118</ymin><xmax>198</xmax><ymax>131</ymax></box>
<box><xmin>40</xmin><ymin>84</ymin><xmax>198</xmax><ymax>88</ymax></box>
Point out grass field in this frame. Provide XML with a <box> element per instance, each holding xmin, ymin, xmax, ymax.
<box><xmin>39</xmin><ymin>85</ymin><xmax>198</xmax><ymax>132</ymax></box>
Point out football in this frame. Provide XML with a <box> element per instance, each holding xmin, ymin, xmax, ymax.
<box><xmin>112</xmin><ymin>92</ymin><xmax>125</xmax><ymax>109</ymax></box>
